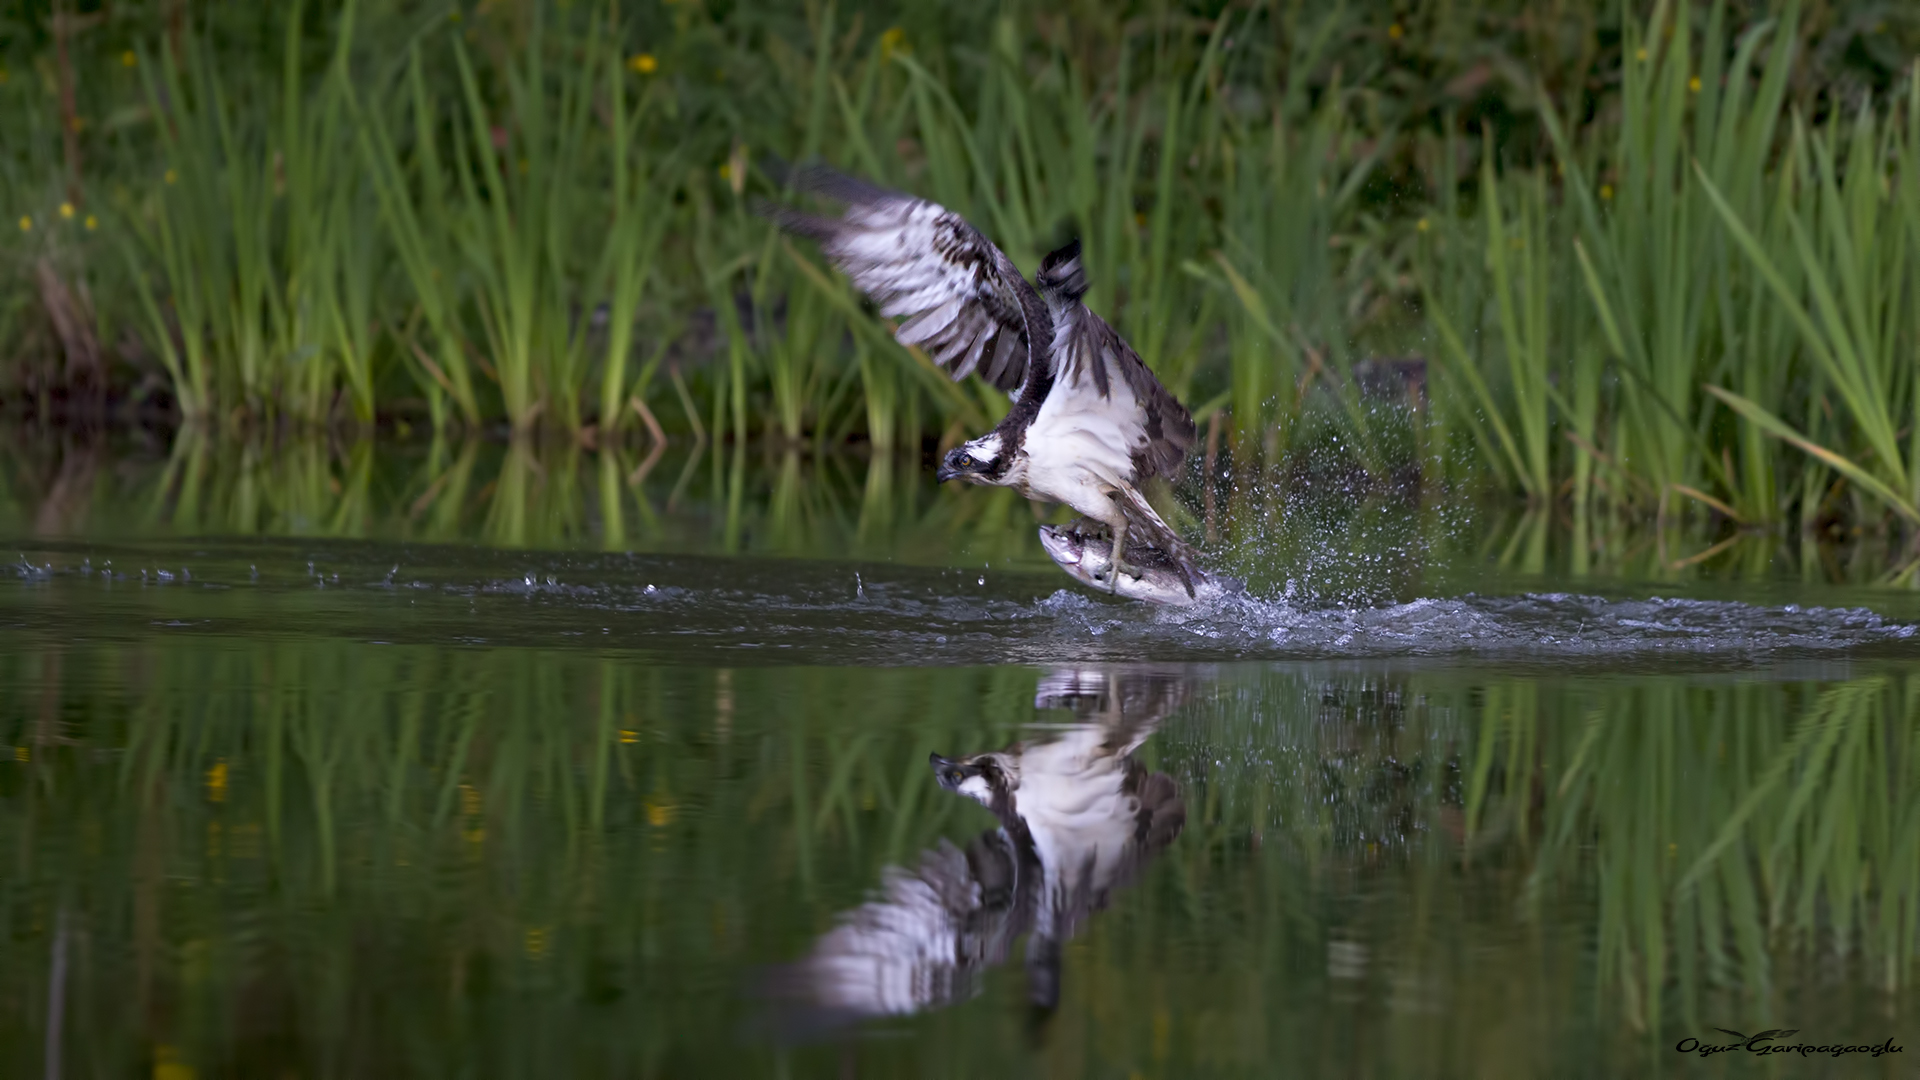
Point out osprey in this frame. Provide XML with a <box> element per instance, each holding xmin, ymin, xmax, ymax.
<box><xmin>763</xmin><ymin>165</ymin><xmax>1198</xmax><ymax>590</ymax></box>
<box><xmin>760</xmin><ymin>668</ymin><xmax>1188</xmax><ymax>1029</ymax></box>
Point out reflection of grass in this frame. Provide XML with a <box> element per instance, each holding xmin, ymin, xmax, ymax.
<box><xmin>0</xmin><ymin>430</ymin><xmax>1072</xmax><ymax>568</ymax></box>
<box><xmin>12</xmin><ymin>429</ymin><xmax>1920</xmax><ymax>588</ymax></box>
<box><xmin>5</xmin><ymin>654</ymin><xmax>1917</xmax><ymax>1073</ymax></box>
<box><xmin>0</xmin><ymin>645</ymin><xmax>1041</xmax><ymax>1074</ymax></box>
<box><xmin>1469</xmin><ymin>673</ymin><xmax>1920</xmax><ymax>1034</ymax></box>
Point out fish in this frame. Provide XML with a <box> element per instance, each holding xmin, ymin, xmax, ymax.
<box><xmin>1037</xmin><ymin>523</ymin><xmax>1243</xmax><ymax>606</ymax></box>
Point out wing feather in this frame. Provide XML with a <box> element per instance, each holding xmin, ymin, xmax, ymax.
<box><xmin>762</xmin><ymin>164</ymin><xmax>1041</xmax><ymax>397</ymax></box>
<box><xmin>985</xmin><ymin>331</ymin><xmax>1023</xmax><ymax>389</ymax></box>
<box><xmin>1034</xmin><ymin>241</ymin><xmax>1196</xmax><ymax>484</ymax></box>
<box><xmin>894</xmin><ymin>299</ymin><xmax>962</xmax><ymax>347</ymax></box>
<box><xmin>951</xmin><ymin>322</ymin><xmax>993</xmax><ymax>381</ymax></box>
<box><xmin>1051</xmin><ymin>307</ymin><xmax>1196</xmax><ymax>482</ymax></box>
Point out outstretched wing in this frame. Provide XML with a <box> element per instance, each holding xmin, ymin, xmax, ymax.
<box><xmin>1035</xmin><ymin>242</ymin><xmax>1195</xmax><ymax>483</ymax></box>
<box><xmin>760</xmin><ymin>163</ymin><xmax>1042</xmax><ymax>396</ymax></box>
<box><xmin>756</xmin><ymin>832</ymin><xmax>1029</xmax><ymax>1036</ymax></box>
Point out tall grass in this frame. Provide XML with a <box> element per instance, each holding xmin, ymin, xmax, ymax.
<box><xmin>6</xmin><ymin>1</ymin><xmax>1920</xmax><ymax>544</ymax></box>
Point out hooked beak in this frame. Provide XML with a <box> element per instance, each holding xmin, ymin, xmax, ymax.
<box><xmin>929</xmin><ymin>752</ymin><xmax>969</xmax><ymax>789</ymax></box>
<box><xmin>936</xmin><ymin>448</ymin><xmax>971</xmax><ymax>483</ymax></box>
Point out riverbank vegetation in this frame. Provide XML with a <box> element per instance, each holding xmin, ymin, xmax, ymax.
<box><xmin>5</xmin><ymin>0</ymin><xmax>1920</xmax><ymax>539</ymax></box>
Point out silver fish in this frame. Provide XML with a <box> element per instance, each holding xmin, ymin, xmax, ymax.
<box><xmin>1038</xmin><ymin>524</ymin><xmax>1242</xmax><ymax>606</ymax></box>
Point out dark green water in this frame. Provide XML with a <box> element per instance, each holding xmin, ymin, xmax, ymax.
<box><xmin>5</xmin><ymin>437</ymin><xmax>1920</xmax><ymax>1077</ymax></box>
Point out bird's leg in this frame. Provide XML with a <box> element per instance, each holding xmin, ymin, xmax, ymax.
<box><xmin>1106</xmin><ymin>515</ymin><xmax>1143</xmax><ymax>588</ymax></box>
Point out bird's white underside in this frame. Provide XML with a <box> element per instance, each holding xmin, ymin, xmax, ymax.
<box><xmin>953</xmin><ymin>774</ymin><xmax>992</xmax><ymax>803</ymax></box>
<box><xmin>975</xmin><ymin>338</ymin><xmax>1149</xmax><ymax>528</ymax></box>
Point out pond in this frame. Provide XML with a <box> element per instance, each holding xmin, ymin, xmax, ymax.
<box><xmin>4</xmin><ymin>434</ymin><xmax>1919</xmax><ymax>1077</ymax></box>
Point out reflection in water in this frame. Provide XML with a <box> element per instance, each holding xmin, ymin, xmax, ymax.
<box><xmin>3</xmin><ymin>613</ymin><xmax>1920</xmax><ymax>1074</ymax></box>
<box><xmin>10</xmin><ymin>426</ymin><xmax>1920</xmax><ymax>589</ymax></box>
<box><xmin>767</xmin><ymin>668</ymin><xmax>1188</xmax><ymax>1032</ymax></box>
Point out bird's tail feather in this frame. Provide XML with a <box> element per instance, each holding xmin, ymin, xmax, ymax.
<box><xmin>1114</xmin><ymin>485</ymin><xmax>1191</xmax><ymax>556</ymax></box>
<box><xmin>1114</xmin><ymin>485</ymin><xmax>1201</xmax><ymax>596</ymax></box>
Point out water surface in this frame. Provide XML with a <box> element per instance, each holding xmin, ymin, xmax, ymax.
<box><xmin>4</xmin><ymin>437</ymin><xmax>1919</xmax><ymax>1077</ymax></box>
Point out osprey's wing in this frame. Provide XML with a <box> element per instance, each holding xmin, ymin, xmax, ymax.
<box><xmin>762</xmin><ymin>165</ymin><xmax>1040</xmax><ymax>396</ymax></box>
<box><xmin>1037</xmin><ymin>243</ymin><xmax>1196</xmax><ymax>483</ymax></box>
<box><xmin>758</xmin><ymin>833</ymin><xmax>1029</xmax><ymax>1035</ymax></box>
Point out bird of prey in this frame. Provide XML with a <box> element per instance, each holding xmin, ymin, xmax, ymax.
<box><xmin>761</xmin><ymin>165</ymin><xmax>1198</xmax><ymax>590</ymax></box>
<box><xmin>757</xmin><ymin>667</ymin><xmax>1189</xmax><ymax>1031</ymax></box>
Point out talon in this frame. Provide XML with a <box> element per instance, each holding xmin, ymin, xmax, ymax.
<box><xmin>1108</xmin><ymin>556</ymin><xmax>1145</xmax><ymax>589</ymax></box>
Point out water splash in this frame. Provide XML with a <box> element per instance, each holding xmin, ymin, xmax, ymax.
<box><xmin>5</xmin><ymin>539</ymin><xmax>1916</xmax><ymax>668</ymax></box>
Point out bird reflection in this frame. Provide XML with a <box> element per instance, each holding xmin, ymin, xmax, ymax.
<box><xmin>763</xmin><ymin>667</ymin><xmax>1188</xmax><ymax>1033</ymax></box>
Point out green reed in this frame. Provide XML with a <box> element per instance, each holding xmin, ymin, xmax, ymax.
<box><xmin>9</xmin><ymin>1</ymin><xmax>1920</xmax><ymax>544</ymax></box>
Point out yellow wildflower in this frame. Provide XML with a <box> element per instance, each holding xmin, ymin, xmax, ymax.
<box><xmin>206</xmin><ymin>759</ymin><xmax>228</xmax><ymax>802</ymax></box>
<box><xmin>12</xmin><ymin>745</ymin><xmax>26</xmax><ymax>761</ymax></box>
<box><xmin>1388</xmin><ymin>23</ymin><xmax>1403</xmax><ymax>40</ymax></box>
<box><xmin>122</xmin><ymin>50</ymin><xmax>137</xmax><ymax>68</ymax></box>
<box><xmin>1416</xmin><ymin>217</ymin><xmax>1430</xmax><ymax>232</ymax></box>
<box><xmin>59</xmin><ymin>202</ymin><xmax>74</xmax><ymax>219</ymax></box>
<box><xmin>1688</xmin><ymin>75</ymin><xmax>1701</xmax><ymax>93</ymax></box>
<box><xmin>645</xmin><ymin>798</ymin><xmax>677</xmax><ymax>827</ymax></box>
<box><xmin>165</xmin><ymin>168</ymin><xmax>178</xmax><ymax>184</ymax></box>
<box><xmin>1636</xmin><ymin>48</ymin><xmax>1648</xmax><ymax>62</ymax></box>
<box><xmin>880</xmin><ymin>27</ymin><xmax>908</xmax><ymax>58</ymax></box>
<box><xmin>524</xmin><ymin>927</ymin><xmax>549</xmax><ymax>958</ymax></box>
<box><xmin>619</xmin><ymin>729</ymin><xmax>640</xmax><ymax>744</ymax></box>
<box><xmin>1599</xmin><ymin>183</ymin><xmax>1614</xmax><ymax>201</ymax></box>
<box><xmin>84</xmin><ymin>214</ymin><xmax>97</xmax><ymax>230</ymax></box>
<box><xmin>628</xmin><ymin>53</ymin><xmax>657</xmax><ymax>75</ymax></box>
<box><xmin>16</xmin><ymin>216</ymin><xmax>28</xmax><ymax>232</ymax></box>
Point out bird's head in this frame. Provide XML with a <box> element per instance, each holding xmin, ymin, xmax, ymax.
<box><xmin>936</xmin><ymin>433</ymin><xmax>1006</xmax><ymax>484</ymax></box>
